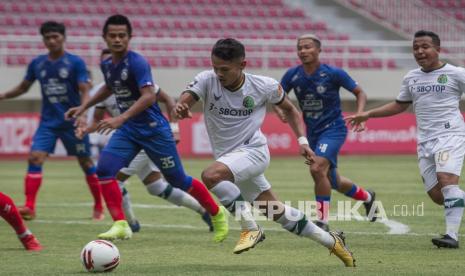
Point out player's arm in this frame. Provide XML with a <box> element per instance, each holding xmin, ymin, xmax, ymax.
<box><xmin>97</xmin><ymin>85</ymin><xmax>157</xmax><ymax>134</ymax></box>
<box><xmin>345</xmin><ymin>100</ymin><xmax>410</xmax><ymax>129</ymax></box>
<box><xmin>0</xmin><ymin>80</ymin><xmax>33</xmax><ymax>100</ymax></box>
<box><xmin>75</xmin><ymin>106</ymin><xmax>106</xmax><ymax>139</ymax></box>
<box><xmin>157</xmin><ymin>88</ymin><xmax>180</xmax><ymax>143</ymax></box>
<box><xmin>272</xmin><ymin>104</ymin><xmax>288</xmax><ymax>123</ymax></box>
<box><xmin>349</xmin><ymin>85</ymin><xmax>368</xmax><ymax>132</ymax></box>
<box><xmin>173</xmin><ymin>90</ymin><xmax>198</xmax><ymax>120</ymax></box>
<box><xmin>65</xmin><ymin>84</ymin><xmax>112</xmax><ymax>120</ymax></box>
<box><xmin>276</xmin><ymin>95</ymin><xmax>316</xmax><ymax>164</ymax></box>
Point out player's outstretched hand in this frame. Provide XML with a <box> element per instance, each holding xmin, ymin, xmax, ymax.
<box><xmin>97</xmin><ymin>116</ymin><xmax>125</xmax><ymax>135</ymax></box>
<box><xmin>300</xmin><ymin>145</ymin><xmax>316</xmax><ymax>165</ymax></box>
<box><xmin>173</xmin><ymin>103</ymin><xmax>192</xmax><ymax>120</ymax></box>
<box><xmin>75</xmin><ymin>125</ymin><xmax>87</xmax><ymax>140</ymax></box>
<box><xmin>344</xmin><ymin>112</ymin><xmax>369</xmax><ymax>132</ymax></box>
<box><xmin>65</xmin><ymin>106</ymin><xmax>85</xmax><ymax>120</ymax></box>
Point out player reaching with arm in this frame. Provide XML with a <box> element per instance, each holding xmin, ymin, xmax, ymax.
<box><xmin>76</xmin><ymin>63</ymin><xmax>213</xmax><ymax>233</ymax></box>
<box><xmin>174</xmin><ymin>38</ymin><xmax>355</xmax><ymax>266</ymax></box>
<box><xmin>346</xmin><ymin>30</ymin><xmax>465</xmax><ymax>248</ymax></box>
<box><xmin>66</xmin><ymin>14</ymin><xmax>227</xmax><ymax>241</ymax></box>
<box><xmin>274</xmin><ymin>34</ymin><xmax>377</xmax><ymax>231</ymax></box>
<box><xmin>0</xmin><ymin>21</ymin><xmax>103</xmax><ymax>221</ymax></box>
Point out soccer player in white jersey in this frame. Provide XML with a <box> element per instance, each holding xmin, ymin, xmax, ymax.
<box><xmin>77</xmin><ymin>49</ymin><xmax>213</xmax><ymax>233</ymax></box>
<box><xmin>174</xmin><ymin>38</ymin><xmax>355</xmax><ymax>266</ymax></box>
<box><xmin>346</xmin><ymin>30</ymin><xmax>465</xmax><ymax>248</ymax></box>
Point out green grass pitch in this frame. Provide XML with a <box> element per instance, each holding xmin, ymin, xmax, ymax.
<box><xmin>1</xmin><ymin>156</ymin><xmax>464</xmax><ymax>275</ymax></box>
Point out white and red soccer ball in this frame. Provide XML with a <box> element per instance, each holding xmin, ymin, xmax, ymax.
<box><xmin>80</xmin><ymin>240</ymin><xmax>120</xmax><ymax>272</ymax></box>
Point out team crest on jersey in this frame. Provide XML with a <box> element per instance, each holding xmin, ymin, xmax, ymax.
<box><xmin>40</xmin><ymin>70</ymin><xmax>46</xmax><ymax>78</ymax></box>
<box><xmin>243</xmin><ymin>96</ymin><xmax>255</xmax><ymax>109</ymax></box>
<box><xmin>437</xmin><ymin>74</ymin><xmax>448</xmax><ymax>84</ymax></box>
<box><xmin>121</xmin><ymin>69</ymin><xmax>128</xmax><ymax>81</ymax></box>
<box><xmin>59</xmin><ymin>68</ymin><xmax>69</xmax><ymax>79</ymax></box>
<box><xmin>316</xmin><ymin>85</ymin><xmax>326</xmax><ymax>94</ymax></box>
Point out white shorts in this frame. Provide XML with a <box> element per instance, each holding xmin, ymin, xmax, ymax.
<box><xmin>120</xmin><ymin>150</ymin><xmax>160</xmax><ymax>181</ymax></box>
<box><xmin>89</xmin><ymin>132</ymin><xmax>113</xmax><ymax>147</ymax></box>
<box><xmin>217</xmin><ymin>145</ymin><xmax>272</xmax><ymax>202</ymax></box>
<box><xmin>418</xmin><ymin>135</ymin><xmax>465</xmax><ymax>191</ymax></box>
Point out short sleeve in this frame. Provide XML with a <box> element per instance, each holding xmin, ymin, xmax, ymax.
<box><xmin>280</xmin><ymin>68</ymin><xmax>295</xmax><ymax>93</ymax></box>
<box><xmin>266</xmin><ymin>78</ymin><xmax>285</xmax><ymax>105</ymax></box>
<box><xmin>74</xmin><ymin>57</ymin><xmax>89</xmax><ymax>84</ymax></box>
<box><xmin>131</xmin><ymin>56</ymin><xmax>154</xmax><ymax>89</ymax></box>
<box><xmin>185</xmin><ymin>71</ymin><xmax>210</xmax><ymax>102</ymax></box>
<box><xmin>396</xmin><ymin>75</ymin><xmax>412</xmax><ymax>103</ymax></box>
<box><xmin>24</xmin><ymin>58</ymin><xmax>37</xmax><ymax>82</ymax></box>
<box><xmin>334</xmin><ymin>67</ymin><xmax>357</xmax><ymax>93</ymax></box>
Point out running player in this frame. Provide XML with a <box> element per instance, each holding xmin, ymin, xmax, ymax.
<box><xmin>346</xmin><ymin>30</ymin><xmax>465</xmax><ymax>248</ymax></box>
<box><xmin>174</xmin><ymin>38</ymin><xmax>355</xmax><ymax>266</ymax></box>
<box><xmin>0</xmin><ymin>21</ymin><xmax>103</xmax><ymax>221</ymax></box>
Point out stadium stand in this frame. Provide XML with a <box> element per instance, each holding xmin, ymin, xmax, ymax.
<box><xmin>0</xmin><ymin>0</ymin><xmax>396</xmax><ymax>69</ymax></box>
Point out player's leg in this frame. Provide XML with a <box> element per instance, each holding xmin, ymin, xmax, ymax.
<box><xmin>115</xmin><ymin>170</ymin><xmax>139</xmax><ymax>232</ymax></box>
<box><xmin>254</xmin><ymin>188</ymin><xmax>355</xmax><ymax>267</ymax></box>
<box><xmin>329</xmin><ymin>169</ymin><xmax>377</xmax><ymax>221</ymax></box>
<box><xmin>429</xmin><ymin>136</ymin><xmax>465</xmax><ymax>248</ymax></box>
<box><xmin>19</xmin><ymin>124</ymin><xmax>57</xmax><ymax>220</ymax></box>
<box><xmin>0</xmin><ymin>192</ymin><xmax>42</xmax><ymax>251</ymax></box>
<box><xmin>95</xmin><ymin>130</ymin><xmax>139</xmax><ymax>240</ymax></box>
<box><xmin>140</xmin><ymin>130</ymin><xmax>227</xmax><ymax>241</ymax></box>
<box><xmin>130</xmin><ymin>153</ymin><xmax>213</xmax><ymax>231</ymax></box>
<box><xmin>59</xmin><ymin>128</ymin><xmax>104</xmax><ymax>220</ymax></box>
<box><xmin>205</xmin><ymin>146</ymin><xmax>270</xmax><ymax>252</ymax></box>
<box><xmin>309</xmin><ymin>128</ymin><xmax>349</xmax><ymax>230</ymax></box>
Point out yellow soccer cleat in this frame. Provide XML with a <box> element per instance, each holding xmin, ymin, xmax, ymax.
<box><xmin>233</xmin><ymin>226</ymin><xmax>265</xmax><ymax>254</ymax></box>
<box><xmin>329</xmin><ymin>231</ymin><xmax>356</xmax><ymax>267</ymax></box>
<box><xmin>211</xmin><ymin>206</ymin><xmax>229</xmax><ymax>242</ymax></box>
<box><xmin>98</xmin><ymin>220</ymin><xmax>132</xmax><ymax>241</ymax></box>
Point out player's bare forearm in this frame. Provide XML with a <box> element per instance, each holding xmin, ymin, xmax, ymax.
<box><xmin>157</xmin><ymin>89</ymin><xmax>177</xmax><ymax>121</ymax></box>
<box><xmin>277</xmin><ymin>97</ymin><xmax>306</xmax><ymax>138</ymax></box>
<box><xmin>84</xmin><ymin>85</ymin><xmax>112</xmax><ymax>111</ymax></box>
<box><xmin>0</xmin><ymin>80</ymin><xmax>32</xmax><ymax>100</ymax></box>
<box><xmin>367</xmin><ymin>101</ymin><xmax>410</xmax><ymax>118</ymax></box>
<box><xmin>78</xmin><ymin>82</ymin><xmax>91</xmax><ymax>111</ymax></box>
<box><xmin>118</xmin><ymin>86</ymin><xmax>157</xmax><ymax>123</ymax></box>
<box><xmin>353</xmin><ymin>86</ymin><xmax>367</xmax><ymax>113</ymax></box>
<box><xmin>173</xmin><ymin>91</ymin><xmax>197</xmax><ymax>120</ymax></box>
<box><xmin>272</xmin><ymin>104</ymin><xmax>288</xmax><ymax>123</ymax></box>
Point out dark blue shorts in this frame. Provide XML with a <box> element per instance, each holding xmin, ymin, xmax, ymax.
<box><xmin>309</xmin><ymin>123</ymin><xmax>347</xmax><ymax>169</ymax></box>
<box><xmin>30</xmin><ymin>124</ymin><xmax>91</xmax><ymax>157</ymax></box>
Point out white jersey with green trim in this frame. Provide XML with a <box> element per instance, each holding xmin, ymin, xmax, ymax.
<box><xmin>396</xmin><ymin>63</ymin><xmax>465</xmax><ymax>143</ymax></box>
<box><xmin>187</xmin><ymin>70</ymin><xmax>285</xmax><ymax>158</ymax></box>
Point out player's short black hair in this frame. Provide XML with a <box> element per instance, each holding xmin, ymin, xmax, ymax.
<box><xmin>211</xmin><ymin>38</ymin><xmax>245</xmax><ymax>61</ymax></box>
<box><xmin>414</xmin><ymin>30</ymin><xmax>440</xmax><ymax>47</ymax></box>
<box><xmin>40</xmin><ymin>21</ymin><xmax>65</xmax><ymax>36</ymax></box>
<box><xmin>103</xmin><ymin>14</ymin><xmax>132</xmax><ymax>37</ymax></box>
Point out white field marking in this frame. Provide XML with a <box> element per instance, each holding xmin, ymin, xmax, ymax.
<box><xmin>38</xmin><ymin>202</ymin><xmax>411</xmax><ymax>234</ymax></box>
<box><xmin>33</xmin><ymin>219</ymin><xmax>463</xmax><ymax>237</ymax></box>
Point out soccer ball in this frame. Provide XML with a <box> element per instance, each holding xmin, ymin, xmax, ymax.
<box><xmin>80</xmin><ymin>240</ymin><xmax>120</xmax><ymax>272</ymax></box>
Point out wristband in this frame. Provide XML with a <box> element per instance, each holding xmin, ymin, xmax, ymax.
<box><xmin>298</xmin><ymin>136</ymin><xmax>309</xmax><ymax>146</ymax></box>
<box><xmin>170</xmin><ymin>122</ymin><xmax>179</xmax><ymax>132</ymax></box>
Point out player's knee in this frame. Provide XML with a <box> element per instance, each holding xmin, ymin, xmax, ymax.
<box><xmin>143</xmin><ymin>172</ymin><xmax>162</xmax><ymax>185</ymax></box>
<box><xmin>310</xmin><ymin>164</ymin><xmax>327</xmax><ymax>179</ymax></box>
<box><xmin>201</xmin><ymin>169</ymin><xmax>222</xmax><ymax>188</ymax></box>
<box><xmin>77</xmin><ymin>157</ymin><xmax>94</xmax><ymax>171</ymax></box>
<box><xmin>163</xmin><ymin>173</ymin><xmax>192</xmax><ymax>191</ymax></box>
<box><xmin>28</xmin><ymin>153</ymin><xmax>45</xmax><ymax>166</ymax></box>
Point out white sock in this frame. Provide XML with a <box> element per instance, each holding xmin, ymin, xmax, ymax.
<box><xmin>18</xmin><ymin>229</ymin><xmax>32</xmax><ymax>238</ymax></box>
<box><xmin>146</xmin><ymin>179</ymin><xmax>205</xmax><ymax>214</ymax></box>
<box><xmin>118</xmin><ymin>180</ymin><xmax>137</xmax><ymax>224</ymax></box>
<box><xmin>276</xmin><ymin>205</ymin><xmax>334</xmax><ymax>248</ymax></box>
<box><xmin>442</xmin><ymin>185</ymin><xmax>464</xmax><ymax>241</ymax></box>
<box><xmin>210</xmin><ymin>181</ymin><xmax>258</xmax><ymax>231</ymax></box>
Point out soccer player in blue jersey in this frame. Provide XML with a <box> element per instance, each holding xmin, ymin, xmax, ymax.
<box><xmin>275</xmin><ymin>34</ymin><xmax>377</xmax><ymax>231</ymax></box>
<box><xmin>66</xmin><ymin>14</ymin><xmax>228</xmax><ymax>241</ymax></box>
<box><xmin>0</xmin><ymin>21</ymin><xmax>103</xmax><ymax>221</ymax></box>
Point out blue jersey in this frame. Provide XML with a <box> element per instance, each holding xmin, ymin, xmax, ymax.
<box><xmin>281</xmin><ymin>64</ymin><xmax>357</xmax><ymax>135</ymax></box>
<box><xmin>25</xmin><ymin>52</ymin><xmax>88</xmax><ymax>128</ymax></box>
<box><xmin>100</xmin><ymin>50</ymin><xmax>167</xmax><ymax>138</ymax></box>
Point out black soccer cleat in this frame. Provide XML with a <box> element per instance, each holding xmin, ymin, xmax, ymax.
<box><xmin>363</xmin><ymin>190</ymin><xmax>378</xmax><ymax>222</ymax></box>
<box><xmin>432</xmin><ymin>234</ymin><xmax>459</xmax><ymax>249</ymax></box>
<box><xmin>314</xmin><ymin>220</ymin><xmax>330</xmax><ymax>232</ymax></box>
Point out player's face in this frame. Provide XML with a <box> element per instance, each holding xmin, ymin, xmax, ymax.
<box><xmin>211</xmin><ymin>55</ymin><xmax>246</xmax><ymax>88</ymax></box>
<box><xmin>413</xmin><ymin>36</ymin><xmax>440</xmax><ymax>70</ymax></box>
<box><xmin>103</xmin><ymin>25</ymin><xmax>130</xmax><ymax>54</ymax></box>
<box><xmin>42</xmin><ymin>32</ymin><xmax>65</xmax><ymax>54</ymax></box>
<box><xmin>297</xmin><ymin>39</ymin><xmax>320</xmax><ymax>65</ymax></box>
